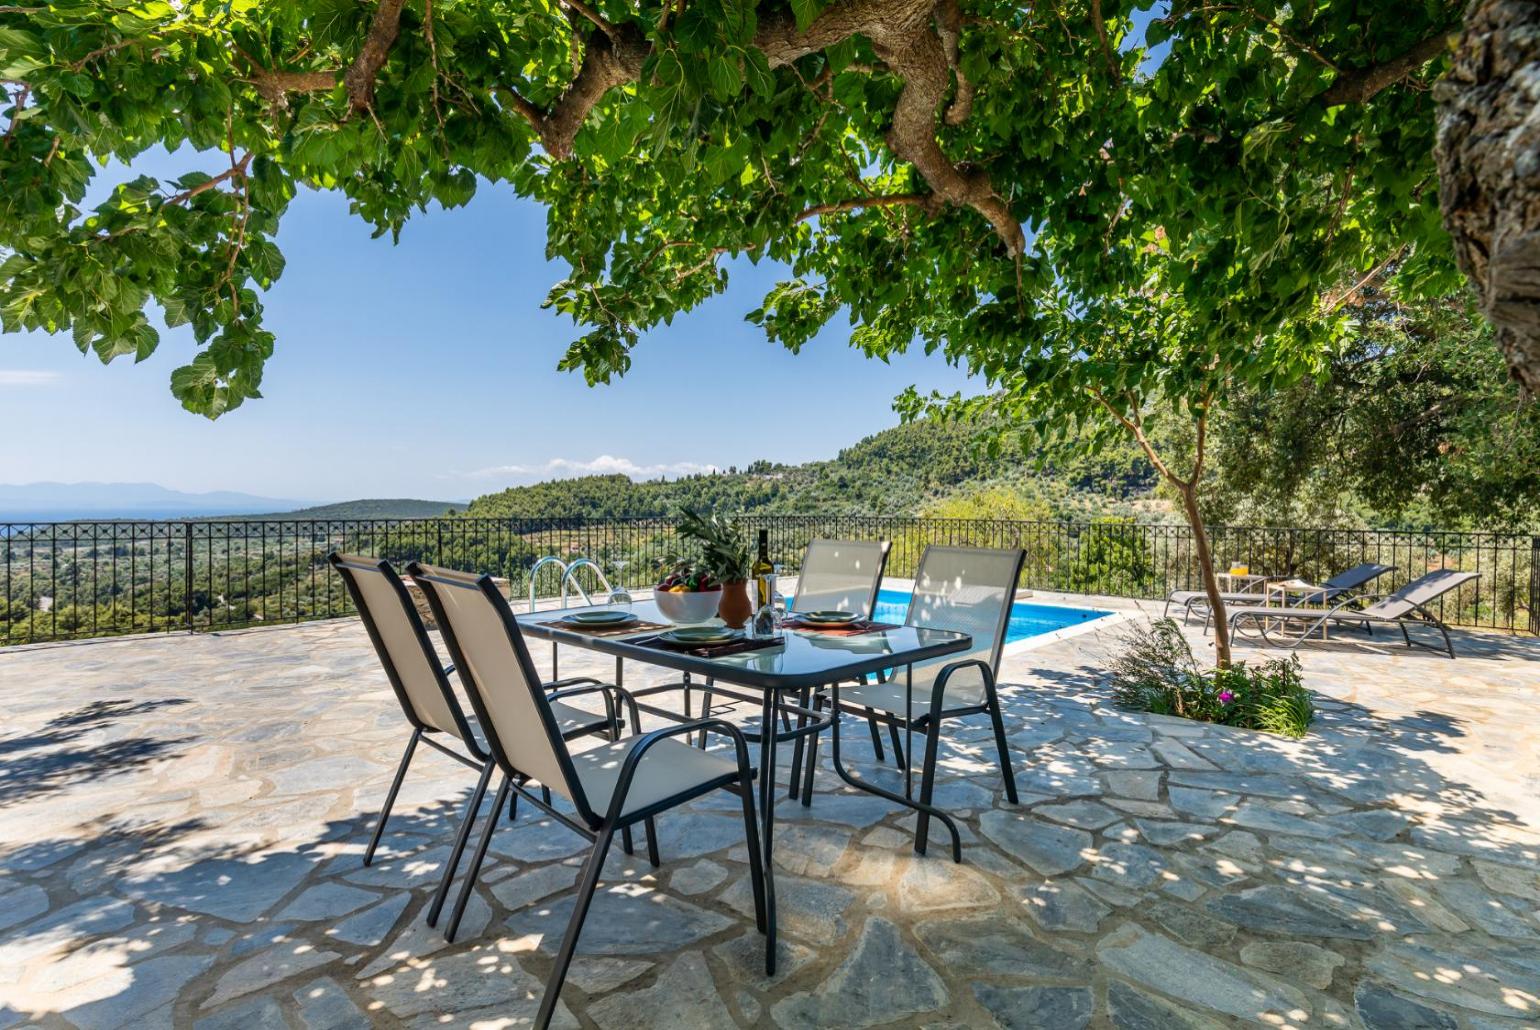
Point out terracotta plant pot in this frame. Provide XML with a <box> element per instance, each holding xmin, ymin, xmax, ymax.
<box><xmin>717</xmin><ymin>580</ymin><xmax>752</xmax><ymax>628</ymax></box>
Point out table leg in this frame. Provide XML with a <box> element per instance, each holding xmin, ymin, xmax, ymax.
<box><xmin>787</xmin><ymin>686</ymin><xmax>809</xmax><ymax>801</ymax></box>
<box><xmin>757</xmin><ymin>689</ymin><xmax>778</xmax><ymax>975</ymax></box>
<box><xmin>904</xmin><ymin>663</ymin><xmax>914</xmax><ymax>801</ymax></box>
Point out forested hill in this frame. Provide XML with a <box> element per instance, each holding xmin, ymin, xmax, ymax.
<box><xmin>464</xmin><ymin>419</ymin><xmax>1155</xmax><ymax>519</ymax></box>
<box><xmin>243</xmin><ymin>499</ymin><xmax>468</xmax><ymax>520</ymax></box>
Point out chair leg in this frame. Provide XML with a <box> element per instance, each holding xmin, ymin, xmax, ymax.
<box><xmin>913</xmin><ymin>719</ymin><xmax>943</xmax><ymax>857</ymax></box>
<box><xmin>865</xmin><ymin>708</ymin><xmax>886</xmax><ymax>761</ymax></box>
<box><xmin>426</xmin><ymin>761</ymin><xmax>494</xmax><ymax>928</ymax></box>
<box><xmin>735</xmin><ymin>773</ymin><xmax>768</xmax><ymax>934</ymax></box>
<box><xmin>887</xmin><ymin>722</ymin><xmax>907</xmax><ymax>769</ymax></box>
<box><xmin>645</xmin><ymin>816</ymin><xmax>661</xmax><ymax>867</ymax></box>
<box><xmin>537</xmin><ymin>821</ymin><xmax>617</xmax><ymax>1029</ymax></box>
<box><xmin>621</xmin><ymin>825</ymin><xmax>634</xmax><ymax>856</ymax></box>
<box><xmin>698</xmin><ymin>684</ymin><xmax>714</xmax><ymax>749</ymax></box>
<box><xmin>444</xmin><ymin>774</ymin><xmax>510</xmax><ymax>943</ymax></box>
<box><xmin>985</xmin><ymin>679</ymin><xmax>1019</xmax><ymax>805</ymax></box>
<box><xmin>365</xmin><ymin>728</ymin><xmax>420</xmax><ymax>866</ymax></box>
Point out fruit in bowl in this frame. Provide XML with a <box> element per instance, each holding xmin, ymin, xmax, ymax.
<box><xmin>652</xmin><ymin>564</ymin><xmax>723</xmax><ymax>624</ymax></box>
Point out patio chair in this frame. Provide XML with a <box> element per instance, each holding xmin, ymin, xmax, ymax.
<box><xmin>407</xmin><ymin>561</ymin><xmax>770</xmax><ymax>1025</ymax></box>
<box><xmin>812</xmin><ymin>545</ymin><xmax>1025</xmax><ymax>859</ymax></box>
<box><xmin>1225</xmin><ymin>568</ymin><xmax>1480</xmax><ymax>659</ymax></box>
<box><xmin>327</xmin><ymin>553</ymin><xmax>621</xmax><ymax>932</ymax></box>
<box><xmin>1163</xmin><ymin>562</ymin><xmax>1395</xmax><ymax>622</ymax></box>
<box><xmin>696</xmin><ymin>538</ymin><xmax>893</xmax><ymax>800</ymax></box>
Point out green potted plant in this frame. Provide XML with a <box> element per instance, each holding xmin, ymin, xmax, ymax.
<box><xmin>676</xmin><ymin>508</ymin><xmax>753</xmax><ymax>627</ymax></box>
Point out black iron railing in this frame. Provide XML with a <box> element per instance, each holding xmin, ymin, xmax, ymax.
<box><xmin>1</xmin><ymin>515</ymin><xmax>1534</xmax><ymax>646</ymax></box>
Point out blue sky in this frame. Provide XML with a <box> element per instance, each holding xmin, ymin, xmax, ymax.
<box><xmin>0</xmin><ymin>150</ymin><xmax>977</xmax><ymax>502</ymax></box>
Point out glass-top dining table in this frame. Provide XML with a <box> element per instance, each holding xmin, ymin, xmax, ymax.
<box><xmin>516</xmin><ymin>596</ymin><xmax>972</xmax><ymax>974</ymax></box>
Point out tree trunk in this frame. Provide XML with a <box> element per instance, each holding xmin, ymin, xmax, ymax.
<box><xmin>1436</xmin><ymin>0</ymin><xmax>1540</xmax><ymax>396</ymax></box>
<box><xmin>1177</xmin><ymin>482</ymin><xmax>1233</xmax><ymax>667</ymax></box>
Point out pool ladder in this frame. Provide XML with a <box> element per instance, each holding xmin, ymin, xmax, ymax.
<box><xmin>528</xmin><ymin>556</ymin><xmax>633</xmax><ymax>679</ymax></box>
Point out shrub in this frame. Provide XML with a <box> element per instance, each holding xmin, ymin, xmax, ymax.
<box><xmin>1057</xmin><ymin>516</ymin><xmax>1156</xmax><ymax>596</ymax></box>
<box><xmin>1108</xmin><ymin>618</ymin><xmax>1314</xmax><ymax>737</ymax></box>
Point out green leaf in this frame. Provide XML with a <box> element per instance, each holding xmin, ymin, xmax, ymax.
<box><xmin>743</xmin><ymin>47</ymin><xmax>774</xmax><ymax>98</ymax></box>
<box><xmin>790</xmin><ymin>0</ymin><xmax>825</xmax><ymax>32</ymax></box>
<box><xmin>707</xmin><ymin>54</ymin><xmax>742</xmax><ymax>100</ymax></box>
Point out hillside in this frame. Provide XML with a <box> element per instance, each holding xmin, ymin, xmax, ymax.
<box><xmin>465</xmin><ymin>419</ymin><xmax>1156</xmax><ymax>519</ymax></box>
<box><xmin>258</xmin><ymin>499</ymin><xmax>468</xmax><ymax>520</ymax></box>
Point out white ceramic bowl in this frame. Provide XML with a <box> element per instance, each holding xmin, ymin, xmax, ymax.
<box><xmin>652</xmin><ymin>588</ymin><xmax>722</xmax><ymax>625</ymax></box>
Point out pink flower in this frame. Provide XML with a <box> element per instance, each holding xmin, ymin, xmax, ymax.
<box><xmin>1219</xmin><ymin>690</ymin><xmax>1234</xmax><ymax>704</ymax></box>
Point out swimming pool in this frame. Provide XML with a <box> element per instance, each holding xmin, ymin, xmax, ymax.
<box><xmin>870</xmin><ymin>588</ymin><xmax>1112</xmax><ymax>644</ymax></box>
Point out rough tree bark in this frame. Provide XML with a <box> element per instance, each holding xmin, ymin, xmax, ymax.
<box><xmin>1436</xmin><ymin>0</ymin><xmax>1540</xmax><ymax>396</ymax></box>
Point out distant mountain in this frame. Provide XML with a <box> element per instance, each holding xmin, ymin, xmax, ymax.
<box><xmin>247</xmin><ymin>499</ymin><xmax>468</xmax><ymax>520</ymax></box>
<box><xmin>0</xmin><ymin>482</ymin><xmax>305</xmax><ymax>521</ymax></box>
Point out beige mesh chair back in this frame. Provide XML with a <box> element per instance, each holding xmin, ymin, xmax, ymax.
<box><xmin>905</xmin><ymin>545</ymin><xmax>1027</xmax><ymax>675</ymax></box>
<box><xmin>327</xmin><ymin>552</ymin><xmax>492</xmax><ymax>887</ymax></box>
<box><xmin>792</xmin><ymin>539</ymin><xmax>891</xmax><ymax>617</ymax></box>
<box><xmin>328</xmin><ymin>553</ymin><xmax>477</xmax><ymax>749</ymax></box>
<box><xmin>406</xmin><ymin>562</ymin><xmax>598</xmax><ymax>820</ymax></box>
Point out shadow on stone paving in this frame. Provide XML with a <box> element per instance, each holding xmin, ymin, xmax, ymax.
<box><xmin>0</xmin><ymin>698</ymin><xmax>193</xmax><ymax>809</ymax></box>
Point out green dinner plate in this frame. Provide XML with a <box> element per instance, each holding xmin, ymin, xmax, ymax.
<box><xmin>660</xmin><ymin>627</ymin><xmax>740</xmax><ymax>645</ymax></box>
<box><xmin>801</xmin><ymin>610</ymin><xmax>859</xmax><ymax>625</ymax></box>
<box><xmin>567</xmin><ymin>610</ymin><xmax>637</xmax><ymax>626</ymax></box>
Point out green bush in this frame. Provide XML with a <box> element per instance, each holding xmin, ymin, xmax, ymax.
<box><xmin>1056</xmin><ymin>516</ymin><xmax>1156</xmax><ymax>596</ymax></box>
<box><xmin>1108</xmin><ymin>618</ymin><xmax>1314</xmax><ymax>737</ymax></box>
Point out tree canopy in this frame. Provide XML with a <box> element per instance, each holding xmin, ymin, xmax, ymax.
<box><xmin>0</xmin><ymin>0</ymin><xmax>1466</xmax><ymax>416</ymax></box>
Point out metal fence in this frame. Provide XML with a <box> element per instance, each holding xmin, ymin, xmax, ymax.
<box><xmin>2</xmin><ymin>515</ymin><xmax>1535</xmax><ymax>647</ymax></box>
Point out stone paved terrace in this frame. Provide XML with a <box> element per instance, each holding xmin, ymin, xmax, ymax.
<box><xmin>2</xmin><ymin>593</ymin><xmax>1539</xmax><ymax>1029</ymax></box>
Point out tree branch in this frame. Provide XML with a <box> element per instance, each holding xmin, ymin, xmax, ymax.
<box><xmin>872</xmin><ymin>17</ymin><xmax>1025</xmax><ymax>254</ymax></box>
<box><xmin>3</xmin><ymin>83</ymin><xmax>27</xmax><ymax>148</ymax></box>
<box><xmin>1320</xmin><ymin>31</ymin><xmax>1454</xmax><ymax>106</ymax></box>
<box><xmin>249</xmin><ymin>68</ymin><xmax>341</xmax><ymax>103</ymax></box>
<box><xmin>796</xmin><ymin>192</ymin><xmax>935</xmax><ymax>222</ymax></box>
<box><xmin>934</xmin><ymin>0</ymin><xmax>974</xmax><ymax>124</ymax></box>
<box><xmin>559</xmin><ymin>0</ymin><xmax>617</xmax><ymax>38</ymax></box>
<box><xmin>1090</xmin><ymin>388</ymin><xmax>1182</xmax><ymax>485</ymax></box>
<box><xmin>163</xmin><ymin>152</ymin><xmax>253</xmax><ymax>207</ymax></box>
<box><xmin>344</xmin><ymin>0</ymin><xmax>408</xmax><ymax>113</ymax></box>
<box><xmin>494</xmin><ymin>0</ymin><xmax>1025</xmax><ymax>253</ymax></box>
<box><xmin>244</xmin><ymin>0</ymin><xmax>407</xmax><ymax>112</ymax></box>
<box><xmin>1090</xmin><ymin>0</ymin><xmax>1121</xmax><ymax>84</ymax></box>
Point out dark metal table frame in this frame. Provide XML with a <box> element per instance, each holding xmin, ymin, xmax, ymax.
<box><xmin>517</xmin><ymin>607</ymin><xmax>971</xmax><ymax>974</ymax></box>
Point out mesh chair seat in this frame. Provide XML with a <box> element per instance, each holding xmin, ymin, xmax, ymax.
<box><xmin>839</xmin><ymin>662</ymin><xmax>989</xmax><ymax>717</ymax></box>
<box><xmin>571</xmin><ymin>736</ymin><xmax>743</xmax><ymax>819</ymax></box>
<box><xmin>463</xmin><ymin>704</ymin><xmax>611</xmax><ymax>750</ymax></box>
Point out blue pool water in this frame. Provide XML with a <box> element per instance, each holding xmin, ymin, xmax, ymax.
<box><xmin>870</xmin><ymin>589</ymin><xmax>1110</xmax><ymax>644</ymax></box>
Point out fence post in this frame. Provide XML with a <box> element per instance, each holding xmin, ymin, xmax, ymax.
<box><xmin>1531</xmin><ymin>536</ymin><xmax>1539</xmax><ymax>636</ymax></box>
<box><xmin>183</xmin><ymin>521</ymin><xmax>194</xmax><ymax>633</ymax></box>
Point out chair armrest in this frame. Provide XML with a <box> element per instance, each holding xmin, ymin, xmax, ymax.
<box><xmin>601</xmin><ymin>719</ymin><xmax>756</xmax><ymax>822</ymax></box>
<box><xmin>545</xmin><ymin>676</ymin><xmax>603</xmax><ymax>690</ymax></box>
<box><xmin>925</xmin><ymin>659</ymin><xmax>994</xmax><ymax>718</ymax></box>
<box><xmin>546</xmin><ymin>682</ymin><xmax>641</xmax><ymax>730</ymax></box>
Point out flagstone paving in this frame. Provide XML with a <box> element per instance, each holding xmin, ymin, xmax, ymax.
<box><xmin>1</xmin><ymin>594</ymin><xmax>1538</xmax><ymax>1028</ymax></box>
